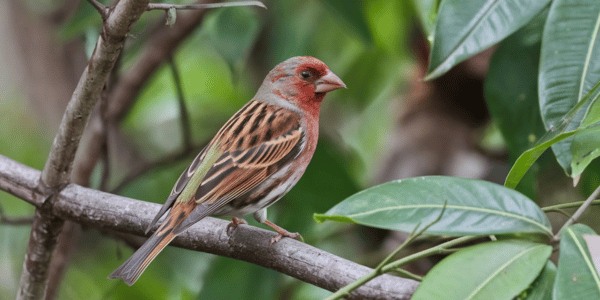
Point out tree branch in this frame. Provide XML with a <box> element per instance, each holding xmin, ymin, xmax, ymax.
<box><xmin>146</xmin><ymin>1</ymin><xmax>266</xmax><ymax>11</ymax></box>
<box><xmin>168</xmin><ymin>56</ymin><xmax>193</xmax><ymax>150</ymax></box>
<box><xmin>0</xmin><ymin>155</ymin><xmax>419</xmax><ymax>299</ymax></box>
<box><xmin>74</xmin><ymin>0</ymin><xmax>219</xmax><ymax>188</ymax></box>
<box><xmin>18</xmin><ymin>1</ymin><xmax>150</xmax><ymax>299</ymax></box>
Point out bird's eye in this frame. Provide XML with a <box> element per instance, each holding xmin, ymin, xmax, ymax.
<box><xmin>300</xmin><ymin>70</ymin><xmax>312</xmax><ymax>79</ymax></box>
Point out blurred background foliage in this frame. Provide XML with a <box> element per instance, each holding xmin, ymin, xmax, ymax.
<box><xmin>0</xmin><ymin>0</ymin><xmax>596</xmax><ymax>299</ymax></box>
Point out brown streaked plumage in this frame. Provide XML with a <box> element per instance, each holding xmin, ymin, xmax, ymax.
<box><xmin>109</xmin><ymin>56</ymin><xmax>346</xmax><ymax>285</ymax></box>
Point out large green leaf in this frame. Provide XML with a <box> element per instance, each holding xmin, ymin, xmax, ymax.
<box><xmin>554</xmin><ymin>224</ymin><xmax>600</xmax><ymax>300</ymax></box>
<box><xmin>315</xmin><ymin>176</ymin><xmax>552</xmax><ymax>237</ymax></box>
<box><xmin>571</xmin><ymin>125</ymin><xmax>600</xmax><ymax>178</ymax></box>
<box><xmin>538</xmin><ymin>0</ymin><xmax>600</xmax><ymax>174</ymax></box>
<box><xmin>571</xmin><ymin>95</ymin><xmax>600</xmax><ymax>177</ymax></box>
<box><xmin>426</xmin><ymin>0</ymin><xmax>550</xmax><ymax>79</ymax></box>
<box><xmin>525</xmin><ymin>261</ymin><xmax>557</xmax><ymax>300</ymax></box>
<box><xmin>485</xmin><ymin>11</ymin><xmax>546</xmax><ymax>162</ymax></box>
<box><xmin>505</xmin><ymin>81</ymin><xmax>600</xmax><ymax>188</ymax></box>
<box><xmin>413</xmin><ymin>240</ymin><xmax>552</xmax><ymax>300</ymax></box>
<box><xmin>204</xmin><ymin>7</ymin><xmax>262</xmax><ymax>73</ymax></box>
<box><xmin>484</xmin><ymin>11</ymin><xmax>547</xmax><ymax>197</ymax></box>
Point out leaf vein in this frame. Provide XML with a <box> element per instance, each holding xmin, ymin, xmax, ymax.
<box><xmin>347</xmin><ymin>204</ymin><xmax>551</xmax><ymax>235</ymax></box>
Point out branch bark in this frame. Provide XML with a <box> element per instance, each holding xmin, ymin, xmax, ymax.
<box><xmin>75</xmin><ymin>0</ymin><xmax>217</xmax><ymax>187</ymax></box>
<box><xmin>17</xmin><ymin>1</ymin><xmax>149</xmax><ymax>299</ymax></box>
<box><xmin>0</xmin><ymin>155</ymin><xmax>419</xmax><ymax>299</ymax></box>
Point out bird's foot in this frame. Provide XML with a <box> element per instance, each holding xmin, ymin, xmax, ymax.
<box><xmin>264</xmin><ymin>219</ymin><xmax>303</xmax><ymax>244</ymax></box>
<box><xmin>226</xmin><ymin>217</ymin><xmax>247</xmax><ymax>236</ymax></box>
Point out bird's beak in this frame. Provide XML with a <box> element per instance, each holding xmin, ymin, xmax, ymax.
<box><xmin>315</xmin><ymin>70</ymin><xmax>346</xmax><ymax>93</ymax></box>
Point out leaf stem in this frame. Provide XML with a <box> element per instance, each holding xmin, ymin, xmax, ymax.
<box><xmin>542</xmin><ymin>199</ymin><xmax>600</xmax><ymax>211</ymax></box>
<box><xmin>393</xmin><ymin>268</ymin><xmax>423</xmax><ymax>281</ymax></box>
<box><xmin>324</xmin><ymin>235</ymin><xmax>477</xmax><ymax>300</ymax></box>
<box><xmin>325</xmin><ymin>204</ymin><xmax>456</xmax><ymax>300</ymax></box>
<box><xmin>382</xmin><ymin>235</ymin><xmax>478</xmax><ymax>272</ymax></box>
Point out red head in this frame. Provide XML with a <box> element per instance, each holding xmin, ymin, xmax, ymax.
<box><xmin>256</xmin><ymin>56</ymin><xmax>346</xmax><ymax>116</ymax></box>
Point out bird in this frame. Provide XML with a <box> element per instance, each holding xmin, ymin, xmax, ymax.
<box><xmin>109</xmin><ymin>56</ymin><xmax>346</xmax><ymax>285</ymax></box>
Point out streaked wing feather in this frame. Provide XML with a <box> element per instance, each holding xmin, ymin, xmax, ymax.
<box><xmin>152</xmin><ymin>100</ymin><xmax>305</xmax><ymax>234</ymax></box>
<box><xmin>146</xmin><ymin>145</ymin><xmax>214</xmax><ymax>232</ymax></box>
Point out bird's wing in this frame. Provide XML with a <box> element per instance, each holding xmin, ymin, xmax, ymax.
<box><xmin>147</xmin><ymin>100</ymin><xmax>304</xmax><ymax>233</ymax></box>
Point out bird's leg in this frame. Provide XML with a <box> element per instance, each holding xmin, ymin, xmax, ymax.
<box><xmin>226</xmin><ymin>217</ymin><xmax>247</xmax><ymax>236</ymax></box>
<box><xmin>253</xmin><ymin>208</ymin><xmax>302</xmax><ymax>243</ymax></box>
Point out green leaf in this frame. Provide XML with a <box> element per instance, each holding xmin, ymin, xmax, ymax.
<box><xmin>539</xmin><ymin>0</ymin><xmax>600</xmax><ymax>174</ymax></box>
<box><xmin>524</xmin><ymin>261</ymin><xmax>557</xmax><ymax>300</ymax></box>
<box><xmin>413</xmin><ymin>240</ymin><xmax>552</xmax><ymax>300</ymax></box>
<box><xmin>484</xmin><ymin>10</ymin><xmax>547</xmax><ymax>196</ymax></box>
<box><xmin>554</xmin><ymin>224</ymin><xmax>600</xmax><ymax>300</ymax></box>
<box><xmin>321</xmin><ymin>0</ymin><xmax>372</xmax><ymax>44</ymax></box>
<box><xmin>583</xmin><ymin>234</ymin><xmax>600</xmax><ymax>284</ymax></box>
<box><xmin>581</xmin><ymin>95</ymin><xmax>600</xmax><ymax>127</ymax></box>
<box><xmin>505</xmin><ymin>81</ymin><xmax>600</xmax><ymax>188</ymax></box>
<box><xmin>204</xmin><ymin>7</ymin><xmax>262</xmax><ymax>73</ymax></box>
<box><xmin>485</xmin><ymin>10</ymin><xmax>546</xmax><ymax>162</ymax></box>
<box><xmin>571</xmin><ymin>125</ymin><xmax>600</xmax><ymax>177</ymax></box>
<box><xmin>571</xmin><ymin>96</ymin><xmax>600</xmax><ymax>177</ymax></box>
<box><xmin>315</xmin><ymin>176</ymin><xmax>552</xmax><ymax>237</ymax></box>
<box><xmin>426</xmin><ymin>0</ymin><xmax>549</xmax><ymax>80</ymax></box>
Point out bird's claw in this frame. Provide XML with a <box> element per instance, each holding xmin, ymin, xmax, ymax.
<box><xmin>226</xmin><ymin>217</ymin><xmax>247</xmax><ymax>236</ymax></box>
<box><xmin>270</xmin><ymin>231</ymin><xmax>303</xmax><ymax>244</ymax></box>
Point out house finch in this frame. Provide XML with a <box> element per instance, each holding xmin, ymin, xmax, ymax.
<box><xmin>109</xmin><ymin>56</ymin><xmax>345</xmax><ymax>285</ymax></box>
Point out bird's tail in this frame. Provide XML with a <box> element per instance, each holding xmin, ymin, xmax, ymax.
<box><xmin>109</xmin><ymin>226</ymin><xmax>177</xmax><ymax>285</ymax></box>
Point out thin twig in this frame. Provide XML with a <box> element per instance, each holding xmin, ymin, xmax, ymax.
<box><xmin>110</xmin><ymin>145</ymin><xmax>201</xmax><ymax>193</ymax></box>
<box><xmin>87</xmin><ymin>0</ymin><xmax>109</xmax><ymax>20</ymax></box>
<box><xmin>543</xmin><ymin>208</ymin><xmax>573</xmax><ymax>218</ymax></box>
<box><xmin>393</xmin><ymin>268</ymin><xmax>423</xmax><ymax>281</ymax></box>
<box><xmin>381</xmin><ymin>235</ymin><xmax>479</xmax><ymax>272</ymax></box>
<box><xmin>168</xmin><ymin>56</ymin><xmax>192</xmax><ymax>150</ymax></box>
<box><xmin>377</xmin><ymin>203</ymin><xmax>448</xmax><ymax>269</ymax></box>
<box><xmin>326</xmin><ymin>203</ymin><xmax>449</xmax><ymax>300</ymax></box>
<box><xmin>146</xmin><ymin>1</ymin><xmax>266</xmax><ymax>11</ymax></box>
<box><xmin>542</xmin><ymin>199</ymin><xmax>600</xmax><ymax>211</ymax></box>
<box><xmin>0</xmin><ymin>205</ymin><xmax>33</xmax><ymax>225</ymax></box>
<box><xmin>553</xmin><ymin>185</ymin><xmax>600</xmax><ymax>241</ymax></box>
